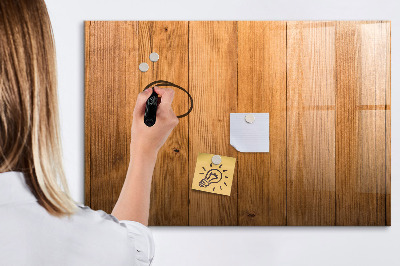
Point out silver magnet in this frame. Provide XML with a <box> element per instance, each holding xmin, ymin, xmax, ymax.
<box><xmin>139</xmin><ymin>62</ymin><xmax>149</xmax><ymax>72</ymax></box>
<box><xmin>149</xmin><ymin>52</ymin><xmax>159</xmax><ymax>62</ymax></box>
<box><xmin>245</xmin><ymin>114</ymin><xmax>255</xmax><ymax>124</ymax></box>
<box><xmin>211</xmin><ymin>155</ymin><xmax>222</xmax><ymax>165</ymax></box>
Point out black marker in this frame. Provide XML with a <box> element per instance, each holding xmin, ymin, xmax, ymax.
<box><xmin>144</xmin><ymin>88</ymin><xmax>158</xmax><ymax>127</ymax></box>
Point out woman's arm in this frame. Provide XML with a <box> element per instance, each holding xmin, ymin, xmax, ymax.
<box><xmin>111</xmin><ymin>87</ymin><xmax>179</xmax><ymax>225</ymax></box>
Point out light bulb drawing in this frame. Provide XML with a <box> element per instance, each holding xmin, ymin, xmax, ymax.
<box><xmin>198</xmin><ymin>163</ymin><xmax>229</xmax><ymax>191</ymax></box>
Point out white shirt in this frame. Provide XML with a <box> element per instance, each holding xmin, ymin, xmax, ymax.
<box><xmin>0</xmin><ymin>171</ymin><xmax>155</xmax><ymax>266</ymax></box>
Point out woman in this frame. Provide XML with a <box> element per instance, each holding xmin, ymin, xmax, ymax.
<box><xmin>0</xmin><ymin>0</ymin><xmax>178</xmax><ymax>265</ymax></box>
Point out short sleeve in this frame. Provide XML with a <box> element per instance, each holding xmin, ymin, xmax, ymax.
<box><xmin>119</xmin><ymin>220</ymin><xmax>155</xmax><ymax>265</ymax></box>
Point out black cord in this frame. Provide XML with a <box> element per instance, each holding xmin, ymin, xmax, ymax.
<box><xmin>143</xmin><ymin>80</ymin><xmax>193</xmax><ymax>118</ymax></box>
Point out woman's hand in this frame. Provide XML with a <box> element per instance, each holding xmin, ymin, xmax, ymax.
<box><xmin>130</xmin><ymin>87</ymin><xmax>179</xmax><ymax>157</ymax></box>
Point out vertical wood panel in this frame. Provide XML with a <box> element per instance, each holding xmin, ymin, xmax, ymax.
<box><xmin>84</xmin><ymin>22</ymin><xmax>91</xmax><ymax>206</ymax></box>
<box><xmin>138</xmin><ymin>22</ymin><xmax>156</xmax><ymax>88</ymax></box>
<box><xmin>85</xmin><ymin>21</ymin><xmax>138</xmax><ymax>213</ymax></box>
<box><xmin>386</xmin><ymin>22</ymin><xmax>391</xmax><ymax>226</ymax></box>
<box><xmin>359</xmin><ymin>22</ymin><xmax>386</xmax><ymax>225</ymax></box>
<box><xmin>287</xmin><ymin>22</ymin><xmax>336</xmax><ymax>225</ymax></box>
<box><xmin>335</xmin><ymin>21</ymin><xmax>390</xmax><ymax>225</ymax></box>
<box><xmin>237</xmin><ymin>21</ymin><xmax>287</xmax><ymax>225</ymax></box>
<box><xmin>335</xmin><ymin>22</ymin><xmax>360</xmax><ymax>225</ymax></box>
<box><xmin>85</xmin><ymin>21</ymin><xmax>189</xmax><ymax>224</ymax></box>
<box><xmin>188</xmin><ymin>21</ymin><xmax>238</xmax><ymax>225</ymax></box>
<box><xmin>145</xmin><ymin>21</ymin><xmax>189</xmax><ymax>226</ymax></box>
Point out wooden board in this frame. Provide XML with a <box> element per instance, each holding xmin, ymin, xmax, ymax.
<box><xmin>85</xmin><ymin>21</ymin><xmax>137</xmax><ymax>213</ymax></box>
<box><xmin>138</xmin><ymin>21</ymin><xmax>189</xmax><ymax>226</ymax></box>
<box><xmin>335</xmin><ymin>21</ymin><xmax>391</xmax><ymax>225</ymax></box>
<box><xmin>188</xmin><ymin>21</ymin><xmax>238</xmax><ymax>225</ymax></box>
<box><xmin>85</xmin><ymin>21</ymin><xmax>189</xmax><ymax>225</ymax></box>
<box><xmin>287</xmin><ymin>21</ymin><xmax>336</xmax><ymax>225</ymax></box>
<box><xmin>237</xmin><ymin>21</ymin><xmax>287</xmax><ymax>225</ymax></box>
<box><xmin>386</xmin><ymin>22</ymin><xmax>391</xmax><ymax>226</ymax></box>
<box><xmin>85</xmin><ymin>21</ymin><xmax>391</xmax><ymax>226</ymax></box>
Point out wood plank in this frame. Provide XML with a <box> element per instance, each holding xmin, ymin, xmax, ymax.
<box><xmin>386</xmin><ymin>22</ymin><xmax>391</xmax><ymax>226</ymax></box>
<box><xmin>362</xmin><ymin>21</ymin><xmax>387</xmax><ymax>225</ymax></box>
<box><xmin>287</xmin><ymin>21</ymin><xmax>336</xmax><ymax>225</ymax></box>
<box><xmin>335</xmin><ymin>21</ymin><xmax>390</xmax><ymax>225</ymax></box>
<box><xmin>85</xmin><ymin>21</ymin><xmax>138</xmax><ymax>213</ymax></box>
<box><xmin>138</xmin><ymin>21</ymin><xmax>189</xmax><ymax>226</ymax></box>
<box><xmin>237</xmin><ymin>21</ymin><xmax>287</xmax><ymax>225</ymax></box>
<box><xmin>138</xmin><ymin>22</ymin><xmax>156</xmax><ymax>88</ymax></box>
<box><xmin>188</xmin><ymin>21</ymin><xmax>238</xmax><ymax>225</ymax></box>
<box><xmin>335</xmin><ymin>21</ymin><xmax>360</xmax><ymax>225</ymax></box>
<box><xmin>84</xmin><ymin>21</ymin><xmax>91</xmax><ymax>206</ymax></box>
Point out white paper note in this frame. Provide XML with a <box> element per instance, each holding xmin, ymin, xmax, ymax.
<box><xmin>230</xmin><ymin>113</ymin><xmax>269</xmax><ymax>152</ymax></box>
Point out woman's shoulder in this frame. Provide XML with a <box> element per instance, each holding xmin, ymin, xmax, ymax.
<box><xmin>74</xmin><ymin>203</ymin><xmax>120</xmax><ymax>224</ymax></box>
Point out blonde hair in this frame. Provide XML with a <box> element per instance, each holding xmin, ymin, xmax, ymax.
<box><xmin>0</xmin><ymin>0</ymin><xmax>76</xmax><ymax>216</ymax></box>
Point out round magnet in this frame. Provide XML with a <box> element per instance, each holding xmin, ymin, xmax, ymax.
<box><xmin>149</xmin><ymin>52</ymin><xmax>159</xmax><ymax>62</ymax></box>
<box><xmin>139</xmin><ymin>62</ymin><xmax>149</xmax><ymax>72</ymax></box>
<box><xmin>211</xmin><ymin>155</ymin><xmax>222</xmax><ymax>165</ymax></box>
<box><xmin>245</xmin><ymin>114</ymin><xmax>255</xmax><ymax>124</ymax></box>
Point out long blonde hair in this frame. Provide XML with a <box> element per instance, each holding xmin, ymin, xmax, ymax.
<box><xmin>0</xmin><ymin>0</ymin><xmax>76</xmax><ymax>216</ymax></box>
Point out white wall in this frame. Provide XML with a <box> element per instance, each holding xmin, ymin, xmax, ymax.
<box><xmin>45</xmin><ymin>0</ymin><xmax>400</xmax><ymax>265</ymax></box>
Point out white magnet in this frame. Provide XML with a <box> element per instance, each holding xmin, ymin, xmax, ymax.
<box><xmin>245</xmin><ymin>114</ymin><xmax>255</xmax><ymax>124</ymax></box>
<box><xmin>149</xmin><ymin>52</ymin><xmax>159</xmax><ymax>62</ymax></box>
<box><xmin>211</xmin><ymin>155</ymin><xmax>222</xmax><ymax>165</ymax></box>
<box><xmin>139</xmin><ymin>62</ymin><xmax>149</xmax><ymax>72</ymax></box>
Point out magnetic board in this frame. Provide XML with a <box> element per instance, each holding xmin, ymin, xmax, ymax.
<box><xmin>85</xmin><ymin>21</ymin><xmax>391</xmax><ymax>226</ymax></box>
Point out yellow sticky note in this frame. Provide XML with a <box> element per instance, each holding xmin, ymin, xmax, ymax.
<box><xmin>192</xmin><ymin>153</ymin><xmax>236</xmax><ymax>196</ymax></box>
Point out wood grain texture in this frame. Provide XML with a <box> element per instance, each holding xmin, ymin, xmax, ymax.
<box><xmin>140</xmin><ymin>21</ymin><xmax>189</xmax><ymax>226</ymax></box>
<box><xmin>84</xmin><ymin>22</ymin><xmax>91</xmax><ymax>207</ymax></box>
<box><xmin>287</xmin><ymin>21</ymin><xmax>336</xmax><ymax>225</ymax></box>
<box><xmin>85</xmin><ymin>21</ymin><xmax>391</xmax><ymax>226</ymax></box>
<box><xmin>188</xmin><ymin>21</ymin><xmax>238</xmax><ymax>225</ymax></box>
<box><xmin>335</xmin><ymin>22</ymin><xmax>360</xmax><ymax>225</ymax></box>
<box><xmin>335</xmin><ymin>21</ymin><xmax>390</xmax><ymax>225</ymax></box>
<box><xmin>237</xmin><ymin>21</ymin><xmax>287</xmax><ymax>225</ymax></box>
<box><xmin>386</xmin><ymin>22</ymin><xmax>391</xmax><ymax>226</ymax></box>
<box><xmin>85</xmin><ymin>21</ymin><xmax>138</xmax><ymax>213</ymax></box>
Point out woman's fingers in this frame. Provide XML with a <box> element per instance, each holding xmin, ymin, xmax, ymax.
<box><xmin>132</xmin><ymin>88</ymin><xmax>153</xmax><ymax>118</ymax></box>
<box><xmin>154</xmin><ymin>88</ymin><xmax>179</xmax><ymax>126</ymax></box>
<box><xmin>154</xmin><ymin>87</ymin><xmax>175</xmax><ymax>106</ymax></box>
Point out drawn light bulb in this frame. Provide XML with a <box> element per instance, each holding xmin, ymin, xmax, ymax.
<box><xmin>199</xmin><ymin>169</ymin><xmax>222</xmax><ymax>188</ymax></box>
